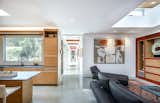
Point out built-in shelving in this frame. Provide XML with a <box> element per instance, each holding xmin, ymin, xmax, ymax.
<box><xmin>44</xmin><ymin>29</ymin><xmax>57</xmax><ymax>38</ymax></box>
<box><xmin>136</xmin><ymin>32</ymin><xmax>160</xmax><ymax>85</ymax></box>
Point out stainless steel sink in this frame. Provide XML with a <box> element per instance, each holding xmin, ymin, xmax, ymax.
<box><xmin>0</xmin><ymin>71</ymin><xmax>17</xmax><ymax>78</ymax></box>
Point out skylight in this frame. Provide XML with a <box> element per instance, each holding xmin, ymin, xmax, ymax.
<box><xmin>128</xmin><ymin>9</ymin><xmax>144</xmax><ymax>16</ymax></box>
<box><xmin>0</xmin><ymin>9</ymin><xmax>10</xmax><ymax>16</ymax></box>
<box><xmin>112</xmin><ymin>4</ymin><xmax>160</xmax><ymax>28</ymax></box>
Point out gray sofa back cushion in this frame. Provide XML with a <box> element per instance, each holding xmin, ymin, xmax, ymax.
<box><xmin>109</xmin><ymin>80</ymin><xmax>142</xmax><ymax>103</ymax></box>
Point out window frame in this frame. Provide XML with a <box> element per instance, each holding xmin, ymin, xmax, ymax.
<box><xmin>3</xmin><ymin>35</ymin><xmax>44</xmax><ymax>65</ymax></box>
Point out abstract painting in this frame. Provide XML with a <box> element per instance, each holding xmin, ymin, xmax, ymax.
<box><xmin>94</xmin><ymin>39</ymin><xmax>125</xmax><ymax>64</ymax></box>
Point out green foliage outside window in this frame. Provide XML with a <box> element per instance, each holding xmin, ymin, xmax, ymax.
<box><xmin>5</xmin><ymin>36</ymin><xmax>43</xmax><ymax>63</ymax></box>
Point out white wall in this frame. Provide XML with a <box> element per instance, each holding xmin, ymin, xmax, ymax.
<box><xmin>83</xmin><ymin>33</ymin><xmax>136</xmax><ymax>78</ymax></box>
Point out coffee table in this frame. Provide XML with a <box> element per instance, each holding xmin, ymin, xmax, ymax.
<box><xmin>140</xmin><ymin>86</ymin><xmax>160</xmax><ymax>102</ymax></box>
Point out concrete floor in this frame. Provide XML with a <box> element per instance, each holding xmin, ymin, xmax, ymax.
<box><xmin>32</xmin><ymin>75</ymin><xmax>96</xmax><ymax>103</ymax></box>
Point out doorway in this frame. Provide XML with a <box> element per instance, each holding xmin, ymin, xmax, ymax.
<box><xmin>62</xmin><ymin>35</ymin><xmax>83</xmax><ymax>75</ymax></box>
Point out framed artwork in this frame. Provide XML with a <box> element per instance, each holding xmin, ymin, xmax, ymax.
<box><xmin>94</xmin><ymin>39</ymin><xmax>125</xmax><ymax>64</ymax></box>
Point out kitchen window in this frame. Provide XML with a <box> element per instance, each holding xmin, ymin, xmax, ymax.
<box><xmin>3</xmin><ymin>35</ymin><xmax>43</xmax><ymax>65</ymax></box>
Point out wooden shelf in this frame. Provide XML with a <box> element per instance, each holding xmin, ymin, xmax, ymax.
<box><xmin>144</xmin><ymin>57</ymin><xmax>160</xmax><ymax>59</ymax></box>
<box><xmin>136</xmin><ymin>32</ymin><xmax>160</xmax><ymax>85</ymax></box>
<box><xmin>145</xmin><ymin>39</ymin><xmax>154</xmax><ymax>58</ymax></box>
<box><xmin>44</xmin><ymin>29</ymin><xmax>58</xmax><ymax>38</ymax></box>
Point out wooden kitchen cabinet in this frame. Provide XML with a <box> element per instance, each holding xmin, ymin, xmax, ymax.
<box><xmin>44</xmin><ymin>38</ymin><xmax>58</xmax><ymax>55</ymax></box>
<box><xmin>43</xmin><ymin>29</ymin><xmax>58</xmax><ymax>85</ymax></box>
<box><xmin>32</xmin><ymin>71</ymin><xmax>57</xmax><ymax>85</ymax></box>
<box><xmin>1</xmin><ymin>28</ymin><xmax>59</xmax><ymax>85</ymax></box>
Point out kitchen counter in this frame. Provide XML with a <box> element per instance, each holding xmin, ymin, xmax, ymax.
<box><xmin>0</xmin><ymin>71</ymin><xmax>40</xmax><ymax>103</ymax></box>
<box><xmin>0</xmin><ymin>65</ymin><xmax>57</xmax><ymax>85</ymax></box>
<box><xmin>0</xmin><ymin>71</ymin><xmax>40</xmax><ymax>80</ymax></box>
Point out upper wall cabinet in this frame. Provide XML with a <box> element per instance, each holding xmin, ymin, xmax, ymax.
<box><xmin>136</xmin><ymin>32</ymin><xmax>160</xmax><ymax>85</ymax></box>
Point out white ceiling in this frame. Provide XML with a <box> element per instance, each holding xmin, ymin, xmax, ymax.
<box><xmin>0</xmin><ymin>0</ymin><xmax>145</xmax><ymax>34</ymax></box>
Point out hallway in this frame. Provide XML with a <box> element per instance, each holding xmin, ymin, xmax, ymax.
<box><xmin>32</xmin><ymin>75</ymin><xmax>96</xmax><ymax>103</ymax></box>
<box><xmin>62</xmin><ymin>36</ymin><xmax>82</xmax><ymax>75</ymax></box>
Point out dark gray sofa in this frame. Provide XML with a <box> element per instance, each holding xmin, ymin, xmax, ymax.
<box><xmin>90</xmin><ymin>80</ymin><xmax>151</xmax><ymax>103</ymax></box>
<box><xmin>90</xmin><ymin>66</ymin><xmax>100</xmax><ymax>79</ymax></box>
<box><xmin>90</xmin><ymin>66</ymin><xmax>128</xmax><ymax>86</ymax></box>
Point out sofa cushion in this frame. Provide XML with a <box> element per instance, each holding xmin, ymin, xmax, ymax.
<box><xmin>90</xmin><ymin>81</ymin><xmax>116</xmax><ymax>103</ymax></box>
<box><xmin>98</xmin><ymin>72</ymin><xmax>111</xmax><ymax>80</ymax></box>
<box><xmin>98</xmin><ymin>72</ymin><xmax>128</xmax><ymax>86</ymax></box>
<box><xmin>98</xmin><ymin>80</ymin><xmax>110</xmax><ymax>92</ymax></box>
<box><xmin>109</xmin><ymin>80</ymin><xmax>142</xmax><ymax>103</ymax></box>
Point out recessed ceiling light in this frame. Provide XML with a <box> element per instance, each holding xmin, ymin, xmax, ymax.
<box><xmin>0</xmin><ymin>9</ymin><xmax>10</xmax><ymax>16</ymax></box>
<box><xmin>113</xmin><ymin>30</ymin><xmax>117</xmax><ymax>33</ymax></box>
<box><xmin>151</xmin><ymin>1</ymin><xmax>157</xmax><ymax>5</ymax></box>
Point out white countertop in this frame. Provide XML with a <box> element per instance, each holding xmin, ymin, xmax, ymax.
<box><xmin>0</xmin><ymin>71</ymin><xmax>40</xmax><ymax>80</ymax></box>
